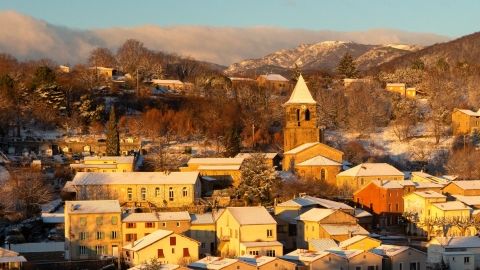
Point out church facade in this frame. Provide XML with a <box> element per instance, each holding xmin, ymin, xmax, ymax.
<box><xmin>282</xmin><ymin>75</ymin><xmax>344</xmax><ymax>186</ymax></box>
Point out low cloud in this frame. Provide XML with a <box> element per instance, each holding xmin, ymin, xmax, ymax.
<box><xmin>0</xmin><ymin>11</ymin><xmax>451</xmax><ymax>65</ymax></box>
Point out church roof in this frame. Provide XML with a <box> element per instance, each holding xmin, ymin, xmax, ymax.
<box><xmin>284</xmin><ymin>75</ymin><xmax>316</xmax><ymax>105</ymax></box>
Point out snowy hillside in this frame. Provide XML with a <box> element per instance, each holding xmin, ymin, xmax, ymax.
<box><xmin>225</xmin><ymin>41</ymin><xmax>421</xmax><ymax>76</ymax></box>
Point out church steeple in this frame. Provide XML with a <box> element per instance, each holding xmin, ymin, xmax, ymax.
<box><xmin>284</xmin><ymin>74</ymin><xmax>316</xmax><ymax>105</ymax></box>
<box><xmin>283</xmin><ymin>75</ymin><xmax>322</xmax><ymax>151</ymax></box>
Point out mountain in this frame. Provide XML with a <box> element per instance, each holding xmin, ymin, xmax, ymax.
<box><xmin>225</xmin><ymin>41</ymin><xmax>421</xmax><ymax>76</ymax></box>
<box><xmin>373</xmin><ymin>32</ymin><xmax>480</xmax><ymax>72</ymax></box>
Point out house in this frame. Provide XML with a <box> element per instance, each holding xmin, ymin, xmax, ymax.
<box><xmin>70</xmin><ymin>155</ymin><xmax>136</xmax><ymax>173</ymax></box>
<box><xmin>308</xmin><ymin>238</ymin><xmax>339</xmax><ymax>251</ymax></box>
<box><xmin>283</xmin><ymin>249</ymin><xmax>383</xmax><ymax>270</ymax></box>
<box><xmin>239</xmin><ymin>255</ymin><xmax>297</xmax><ymax>270</ymax></box>
<box><xmin>229</xmin><ymin>77</ymin><xmax>256</xmax><ymax>88</ymax></box>
<box><xmin>235</xmin><ymin>153</ymin><xmax>281</xmax><ymax>170</ymax></box>
<box><xmin>296</xmin><ymin>208</ymin><xmax>368</xmax><ymax>247</ymax></box>
<box><xmin>66</xmin><ymin>171</ymin><xmax>201</xmax><ymax>208</ymax></box>
<box><xmin>216</xmin><ymin>207</ymin><xmax>282</xmax><ymax>257</ymax></box>
<box><xmin>64</xmin><ymin>200</ymin><xmax>122</xmax><ymax>260</ymax></box>
<box><xmin>386</xmin><ymin>83</ymin><xmax>407</xmax><ymax>95</ymax></box>
<box><xmin>451</xmin><ymin>194</ymin><xmax>480</xmax><ymax>209</ymax></box>
<box><xmin>403</xmin><ymin>191</ymin><xmax>447</xmax><ymax>236</ymax></box>
<box><xmin>123</xmin><ymin>229</ymin><xmax>199</xmax><ymax>267</ymax></box>
<box><xmin>372</xmin><ymin>245</ymin><xmax>426</xmax><ymax>270</ymax></box>
<box><xmin>427</xmin><ymin>236</ymin><xmax>480</xmax><ymax>270</ymax></box>
<box><xmin>180</xmin><ymin>158</ymin><xmax>244</xmax><ymax>187</ymax></box>
<box><xmin>336</xmin><ymin>163</ymin><xmax>404</xmax><ymax>193</ymax></box>
<box><xmin>443</xmin><ymin>180</ymin><xmax>480</xmax><ymax>196</ymax></box>
<box><xmin>411</xmin><ymin>171</ymin><xmax>451</xmax><ymax>186</ymax></box>
<box><xmin>328</xmin><ymin>249</ymin><xmax>383</xmax><ymax>270</ymax></box>
<box><xmin>343</xmin><ymin>78</ymin><xmax>371</xmax><ymax>88</ymax></box>
<box><xmin>189</xmin><ymin>256</ymin><xmax>256</xmax><ymax>270</ymax></box>
<box><xmin>188</xmin><ymin>212</ymin><xmax>216</xmax><ymax>256</ymax></box>
<box><xmin>452</xmin><ymin>108</ymin><xmax>480</xmax><ymax>135</ymax></box>
<box><xmin>0</xmin><ymin>247</ymin><xmax>27</xmax><ymax>270</ymax></box>
<box><xmin>257</xmin><ymin>74</ymin><xmax>291</xmax><ymax>93</ymax></box>
<box><xmin>122</xmin><ymin>211</ymin><xmax>191</xmax><ymax>243</ymax></box>
<box><xmin>338</xmin><ymin>235</ymin><xmax>381</xmax><ymax>251</ymax></box>
<box><xmin>151</xmin><ymin>79</ymin><xmax>186</xmax><ymax>91</ymax></box>
<box><xmin>282</xmin><ymin>75</ymin><xmax>344</xmax><ymax>185</ymax></box>
<box><xmin>128</xmin><ymin>264</ymin><xmax>188</xmax><ymax>270</ymax></box>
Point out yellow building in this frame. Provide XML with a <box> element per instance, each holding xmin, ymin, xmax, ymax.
<box><xmin>451</xmin><ymin>108</ymin><xmax>480</xmax><ymax>135</ymax></box>
<box><xmin>296</xmin><ymin>208</ymin><xmax>369</xmax><ymax>247</ymax></box>
<box><xmin>122</xmin><ymin>211</ymin><xmax>191</xmax><ymax>243</ymax></box>
<box><xmin>282</xmin><ymin>75</ymin><xmax>344</xmax><ymax>184</ymax></box>
<box><xmin>68</xmin><ymin>171</ymin><xmax>201</xmax><ymax>208</ymax></box>
<box><xmin>404</xmin><ymin>191</ymin><xmax>447</xmax><ymax>236</ymax></box>
<box><xmin>70</xmin><ymin>156</ymin><xmax>135</xmax><ymax>173</ymax></box>
<box><xmin>64</xmin><ymin>200</ymin><xmax>122</xmax><ymax>260</ymax></box>
<box><xmin>216</xmin><ymin>207</ymin><xmax>282</xmax><ymax>257</ymax></box>
<box><xmin>123</xmin><ymin>229</ymin><xmax>199</xmax><ymax>267</ymax></box>
<box><xmin>336</xmin><ymin>163</ymin><xmax>404</xmax><ymax>193</ymax></box>
<box><xmin>338</xmin><ymin>235</ymin><xmax>381</xmax><ymax>251</ymax></box>
<box><xmin>180</xmin><ymin>158</ymin><xmax>243</xmax><ymax>187</ymax></box>
<box><xmin>188</xmin><ymin>213</ymin><xmax>217</xmax><ymax>256</ymax></box>
<box><xmin>442</xmin><ymin>180</ymin><xmax>480</xmax><ymax>196</ymax></box>
<box><xmin>386</xmin><ymin>83</ymin><xmax>406</xmax><ymax>94</ymax></box>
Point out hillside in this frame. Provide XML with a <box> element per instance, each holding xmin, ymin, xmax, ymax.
<box><xmin>373</xmin><ymin>31</ymin><xmax>480</xmax><ymax>72</ymax></box>
<box><xmin>225</xmin><ymin>41</ymin><xmax>421</xmax><ymax>76</ymax></box>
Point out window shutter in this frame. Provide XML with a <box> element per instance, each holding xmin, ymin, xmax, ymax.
<box><xmin>170</xmin><ymin>236</ymin><xmax>176</xmax><ymax>246</ymax></box>
<box><xmin>157</xmin><ymin>249</ymin><xmax>164</xmax><ymax>258</ymax></box>
<box><xmin>183</xmin><ymin>248</ymin><xmax>190</xmax><ymax>257</ymax></box>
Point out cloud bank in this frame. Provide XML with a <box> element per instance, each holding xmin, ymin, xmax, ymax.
<box><xmin>0</xmin><ymin>11</ymin><xmax>451</xmax><ymax>65</ymax></box>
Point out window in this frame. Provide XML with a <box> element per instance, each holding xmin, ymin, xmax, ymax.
<box><xmin>96</xmin><ymin>217</ymin><xmax>103</xmax><ymax>225</ymax></box>
<box><xmin>367</xmin><ymin>266</ymin><xmax>375</xmax><ymax>270</ymax></box>
<box><xmin>172</xmin><ymin>248</ymin><xmax>175</xmax><ymax>254</ymax></box>
<box><xmin>80</xmin><ymin>217</ymin><xmax>87</xmax><ymax>226</ymax></box>
<box><xmin>96</xmin><ymin>231</ymin><xmax>104</xmax><ymax>240</ymax></box>
<box><xmin>296</xmin><ymin>109</ymin><xmax>300</xmax><ymax>122</ymax></box>
<box><xmin>111</xmin><ymin>216</ymin><xmax>118</xmax><ymax>225</ymax></box>
<box><xmin>141</xmin><ymin>187</ymin><xmax>147</xmax><ymax>201</ymax></box>
<box><xmin>267</xmin><ymin>229</ymin><xmax>273</xmax><ymax>238</ymax></box>
<box><xmin>162</xmin><ymin>222</ymin><xmax>167</xmax><ymax>227</ymax></box>
<box><xmin>176</xmin><ymin>222</ymin><xmax>180</xmax><ymax>227</ymax></box>
<box><xmin>80</xmin><ymin>232</ymin><xmax>88</xmax><ymax>240</ymax></box>
<box><xmin>201</xmin><ymin>242</ymin><xmax>206</xmax><ymax>248</ymax></box>
<box><xmin>127</xmin><ymin>188</ymin><xmax>133</xmax><ymax>201</ymax></box>
<box><xmin>110</xmin><ymin>231</ymin><xmax>118</xmax><ymax>239</ymax></box>
<box><xmin>95</xmin><ymin>245</ymin><xmax>106</xmax><ymax>255</ymax></box>
<box><xmin>79</xmin><ymin>245</ymin><xmax>87</xmax><ymax>255</ymax></box>
<box><xmin>266</xmin><ymin>250</ymin><xmax>275</xmax><ymax>257</ymax></box>
<box><xmin>169</xmin><ymin>188</ymin><xmax>174</xmax><ymax>201</ymax></box>
<box><xmin>399</xmin><ymin>263</ymin><xmax>402</xmax><ymax>270</ymax></box>
<box><xmin>157</xmin><ymin>249</ymin><xmax>164</xmax><ymax>258</ymax></box>
<box><xmin>155</xmin><ymin>187</ymin><xmax>160</xmax><ymax>197</ymax></box>
<box><xmin>126</xmin><ymin>223</ymin><xmax>136</xmax><ymax>228</ymax></box>
<box><xmin>182</xmin><ymin>187</ymin><xmax>188</xmax><ymax>197</ymax></box>
<box><xmin>320</xmin><ymin>169</ymin><xmax>326</xmax><ymax>181</ymax></box>
<box><xmin>355</xmin><ymin>267</ymin><xmax>361</xmax><ymax>270</ymax></box>
<box><xmin>249</xmin><ymin>250</ymin><xmax>259</xmax><ymax>255</ymax></box>
<box><xmin>305</xmin><ymin>109</ymin><xmax>310</xmax><ymax>121</ymax></box>
<box><xmin>170</xmin><ymin>237</ymin><xmax>176</xmax><ymax>246</ymax></box>
<box><xmin>409</xmin><ymin>262</ymin><xmax>417</xmax><ymax>270</ymax></box>
<box><xmin>183</xmin><ymin>248</ymin><xmax>190</xmax><ymax>257</ymax></box>
<box><xmin>126</xmin><ymin>234</ymin><xmax>137</xmax><ymax>242</ymax></box>
<box><xmin>464</xmin><ymin>257</ymin><xmax>470</xmax><ymax>264</ymax></box>
<box><xmin>145</xmin><ymin>222</ymin><xmax>155</xmax><ymax>228</ymax></box>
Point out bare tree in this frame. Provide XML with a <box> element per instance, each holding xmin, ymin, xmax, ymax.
<box><xmin>88</xmin><ymin>47</ymin><xmax>117</xmax><ymax>68</ymax></box>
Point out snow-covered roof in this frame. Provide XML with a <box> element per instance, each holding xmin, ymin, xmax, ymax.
<box><xmin>226</xmin><ymin>207</ymin><xmax>276</xmax><ymax>225</ymax></box>
<box><xmin>235</xmin><ymin>153</ymin><xmax>278</xmax><ymax>159</ymax></box>
<box><xmin>282</xmin><ymin>249</ymin><xmax>330</xmax><ymax>262</ymax></box>
<box><xmin>296</xmin><ymin>208</ymin><xmax>336</xmax><ymax>222</ymax></box>
<box><xmin>83</xmin><ymin>155</ymin><xmax>134</xmax><ymax>163</ymax></box>
<box><xmin>309</xmin><ymin>238</ymin><xmax>338</xmax><ymax>251</ymax></box>
<box><xmin>413</xmin><ymin>182</ymin><xmax>445</xmax><ymax>189</ymax></box>
<box><xmin>151</xmin><ymin>79</ymin><xmax>184</xmax><ymax>85</ymax></box>
<box><xmin>337</xmin><ymin>163</ymin><xmax>403</xmax><ymax>177</ymax></box>
<box><xmin>455</xmin><ymin>108</ymin><xmax>480</xmax><ymax>117</ymax></box>
<box><xmin>412</xmin><ymin>191</ymin><xmax>446</xmax><ymax>199</ymax></box>
<box><xmin>284</xmin><ymin>75</ymin><xmax>316</xmax><ymax>104</ymax></box>
<box><xmin>122</xmin><ymin>211</ymin><xmax>191</xmax><ymax>222</ymax></box>
<box><xmin>432</xmin><ymin>201</ymin><xmax>471</xmax><ymax>211</ymax></box>
<box><xmin>71</xmin><ymin>171</ymin><xmax>199</xmax><ymax>185</ymax></box>
<box><xmin>240</xmin><ymin>241</ymin><xmax>283</xmax><ymax>248</ymax></box>
<box><xmin>128</xmin><ymin>264</ymin><xmax>180</xmax><ymax>270</ymax></box>
<box><xmin>431</xmin><ymin>237</ymin><xmax>480</xmax><ymax>248</ymax></box>
<box><xmin>328</xmin><ymin>249</ymin><xmax>371</xmax><ymax>259</ymax></box>
<box><xmin>277</xmin><ymin>195</ymin><xmax>353</xmax><ymax>211</ymax></box>
<box><xmin>41</xmin><ymin>213</ymin><xmax>64</xmax><ymax>223</ymax></box>
<box><xmin>189</xmin><ymin>256</ymin><xmax>245</xmax><ymax>269</ymax></box>
<box><xmin>284</xmin><ymin>142</ymin><xmax>319</xmax><ymax>155</ymax></box>
<box><xmin>354</xmin><ymin>208</ymin><xmax>373</xmax><ymax>218</ymax></box>
<box><xmin>259</xmin><ymin>74</ymin><xmax>289</xmax><ymax>82</ymax></box>
<box><xmin>65</xmin><ymin>200</ymin><xmax>121</xmax><ymax>214</ymax></box>
<box><xmin>447</xmin><ymin>180</ymin><xmax>480</xmax><ymax>190</ymax></box>
<box><xmin>320</xmin><ymin>224</ymin><xmax>369</xmax><ymax>236</ymax></box>
<box><xmin>229</xmin><ymin>77</ymin><xmax>255</xmax><ymax>81</ymax></box>
<box><xmin>190</xmin><ymin>213</ymin><xmax>215</xmax><ymax>225</ymax></box>
<box><xmin>452</xmin><ymin>195</ymin><xmax>480</xmax><ymax>206</ymax></box>
<box><xmin>197</xmin><ymin>165</ymin><xmax>241</xmax><ymax>171</ymax></box>
<box><xmin>386</xmin><ymin>83</ymin><xmax>406</xmax><ymax>87</ymax></box>
<box><xmin>0</xmin><ymin>248</ymin><xmax>26</xmax><ymax>263</ymax></box>
<box><xmin>371</xmin><ymin>245</ymin><xmax>423</xmax><ymax>257</ymax></box>
<box><xmin>123</xmin><ymin>230</ymin><xmax>174</xmax><ymax>251</ymax></box>
<box><xmin>188</xmin><ymin>158</ymin><xmax>244</xmax><ymax>165</ymax></box>
<box><xmin>339</xmin><ymin>235</ymin><xmax>379</xmax><ymax>248</ymax></box>
<box><xmin>297</xmin><ymin>156</ymin><xmax>342</xmax><ymax>166</ymax></box>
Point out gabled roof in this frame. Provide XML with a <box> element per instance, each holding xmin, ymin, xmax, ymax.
<box><xmin>337</xmin><ymin>163</ymin><xmax>403</xmax><ymax>177</ymax></box>
<box><xmin>338</xmin><ymin>235</ymin><xmax>380</xmax><ymax>249</ymax></box>
<box><xmin>188</xmin><ymin>157</ymin><xmax>244</xmax><ymax>165</ymax></box>
<box><xmin>235</xmin><ymin>153</ymin><xmax>278</xmax><ymax>159</ymax></box>
<box><xmin>284</xmin><ymin>75</ymin><xmax>316</xmax><ymax>105</ymax></box>
<box><xmin>259</xmin><ymin>74</ymin><xmax>289</xmax><ymax>82</ymax></box>
<box><xmin>446</xmin><ymin>180</ymin><xmax>480</xmax><ymax>191</ymax></box>
<box><xmin>371</xmin><ymin>245</ymin><xmax>425</xmax><ymax>257</ymax></box>
<box><xmin>309</xmin><ymin>238</ymin><xmax>339</xmax><ymax>251</ymax></box>
<box><xmin>282</xmin><ymin>249</ymin><xmax>331</xmax><ymax>263</ymax></box>
<box><xmin>83</xmin><ymin>155</ymin><xmax>134</xmax><ymax>163</ymax></box>
<box><xmin>296</xmin><ymin>208</ymin><xmax>336</xmax><ymax>222</ymax></box>
<box><xmin>410</xmin><ymin>191</ymin><xmax>446</xmax><ymax>199</ymax></box>
<box><xmin>297</xmin><ymin>156</ymin><xmax>342</xmax><ymax>166</ymax></box>
<box><xmin>123</xmin><ymin>230</ymin><xmax>174</xmax><ymax>251</ymax></box>
<box><xmin>190</xmin><ymin>212</ymin><xmax>215</xmax><ymax>225</ymax></box>
<box><xmin>277</xmin><ymin>195</ymin><xmax>353</xmax><ymax>211</ymax></box>
<box><xmin>71</xmin><ymin>171</ymin><xmax>199</xmax><ymax>185</ymax></box>
<box><xmin>65</xmin><ymin>200</ymin><xmax>121</xmax><ymax>214</ymax></box>
<box><xmin>226</xmin><ymin>207</ymin><xmax>276</xmax><ymax>225</ymax></box>
<box><xmin>432</xmin><ymin>201</ymin><xmax>471</xmax><ymax>211</ymax></box>
<box><xmin>430</xmin><ymin>236</ymin><xmax>480</xmax><ymax>248</ymax></box>
<box><xmin>454</xmin><ymin>108</ymin><xmax>480</xmax><ymax>117</ymax></box>
<box><xmin>452</xmin><ymin>195</ymin><xmax>480</xmax><ymax>206</ymax></box>
<box><xmin>240</xmin><ymin>255</ymin><xmax>294</xmax><ymax>267</ymax></box>
<box><xmin>283</xmin><ymin>142</ymin><xmax>319</xmax><ymax>155</ymax></box>
<box><xmin>122</xmin><ymin>211</ymin><xmax>191</xmax><ymax>223</ymax></box>
<box><xmin>320</xmin><ymin>224</ymin><xmax>369</xmax><ymax>236</ymax></box>
<box><xmin>189</xmin><ymin>256</ymin><xmax>247</xmax><ymax>270</ymax></box>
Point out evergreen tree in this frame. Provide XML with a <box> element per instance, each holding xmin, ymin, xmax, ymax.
<box><xmin>235</xmin><ymin>154</ymin><xmax>277</xmax><ymax>206</ymax></box>
<box><xmin>105</xmin><ymin>106</ymin><xmax>120</xmax><ymax>156</ymax></box>
<box><xmin>336</xmin><ymin>52</ymin><xmax>358</xmax><ymax>78</ymax></box>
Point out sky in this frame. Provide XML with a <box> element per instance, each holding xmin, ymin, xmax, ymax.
<box><xmin>1</xmin><ymin>0</ymin><xmax>479</xmax><ymax>37</ymax></box>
